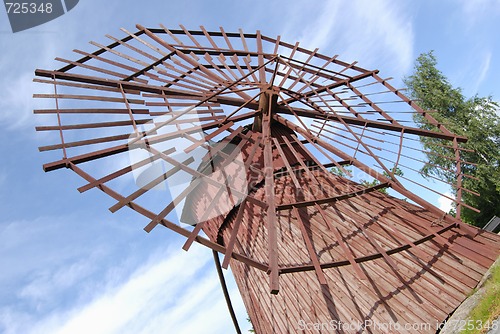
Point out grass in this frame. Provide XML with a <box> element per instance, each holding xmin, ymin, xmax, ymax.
<box><xmin>461</xmin><ymin>261</ymin><xmax>500</xmax><ymax>333</ymax></box>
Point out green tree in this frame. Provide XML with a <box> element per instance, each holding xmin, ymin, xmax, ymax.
<box><xmin>404</xmin><ymin>51</ymin><xmax>500</xmax><ymax>227</ymax></box>
<box><xmin>329</xmin><ymin>166</ymin><xmax>352</xmax><ymax>178</ymax></box>
<box><xmin>360</xmin><ymin>167</ymin><xmax>404</xmax><ymax>195</ymax></box>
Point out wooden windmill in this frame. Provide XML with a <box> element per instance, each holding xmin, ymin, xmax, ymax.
<box><xmin>34</xmin><ymin>25</ymin><xmax>500</xmax><ymax>333</ymax></box>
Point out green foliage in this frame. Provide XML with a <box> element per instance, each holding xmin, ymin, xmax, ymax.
<box><xmin>461</xmin><ymin>262</ymin><xmax>500</xmax><ymax>333</ymax></box>
<box><xmin>330</xmin><ymin>166</ymin><xmax>352</xmax><ymax>178</ymax></box>
<box><xmin>404</xmin><ymin>52</ymin><xmax>500</xmax><ymax>227</ymax></box>
<box><xmin>247</xmin><ymin>316</ymin><xmax>255</xmax><ymax>333</ymax></box>
<box><xmin>360</xmin><ymin>167</ymin><xmax>403</xmax><ymax>195</ymax></box>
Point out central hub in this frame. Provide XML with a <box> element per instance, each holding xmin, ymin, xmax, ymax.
<box><xmin>252</xmin><ymin>89</ymin><xmax>279</xmax><ymax>132</ymax></box>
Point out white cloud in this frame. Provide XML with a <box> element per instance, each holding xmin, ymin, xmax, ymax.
<box><xmin>0</xmin><ymin>221</ymin><xmax>249</xmax><ymax>334</ymax></box>
<box><xmin>18</xmin><ymin>258</ymin><xmax>98</xmax><ymax>307</ymax></box>
<box><xmin>472</xmin><ymin>51</ymin><xmax>492</xmax><ymax>93</ymax></box>
<box><xmin>283</xmin><ymin>0</ymin><xmax>415</xmax><ymax>76</ymax></box>
<box><xmin>32</xmin><ymin>244</ymin><xmax>248</xmax><ymax>334</ymax></box>
<box><xmin>0</xmin><ymin>72</ymin><xmax>38</xmax><ymax>129</ymax></box>
<box><xmin>438</xmin><ymin>192</ymin><xmax>454</xmax><ymax>213</ymax></box>
<box><xmin>458</xmin><ymin>0</ymin><xmax>500</xmax><ymax>26</ymax></box>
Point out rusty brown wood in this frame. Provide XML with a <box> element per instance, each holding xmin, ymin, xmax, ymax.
<box><xmin>33</xmin><ymin>27</ymin><xmax>500</xmax><ymax>334</ymax></box>
<box><xmin>72</xmin><ymin>49</ymin><xmax>143</xmax><ymax>76</ymax></box>
<box><xmin>41</xmin><ymin>111</ymin><xmax>257</xmax><ymax>172</ymax></box>
<box><xmin>140</xmin><ymin>144</ymin><xmax>265</xmax><ymax>214</ymax></box>
<box><xmin>184</xmin><ymin>121</ymin><xmax>235</xmax><ymax>153</ymax></box>
<box><xmin>315</xmin><ymin>203</ymin><xmax>368</xmax><ymax>280</ymax></box>
<box><xmin>277</xmin><ymin>42</ymin><xmax>300</xmax><ymax>88</ymax></box>
<box><xmin>221</xmin><ymin>90</ymin><xmax>266</xmax><ymax>124</ymax></box>
<box><xmin>126</xmin><ymin>54</ymin><xmax>278</xmax><ymax>147</ymax></box>
<box><xmin>56</xmin><ymin>57</ymin><xmax>142</xmax><ymax>82</ymax></box>
<box><xmin>182</xmin><ymin>180</ymin><xmax>233</xmax><ymax>251</ymax></box>
<box><xmin>395</xmin><ymin>173</ymin><xmax>480</xmax><ymax>213</ymax></box>
<box><xmin>453</xmin><ymin>138</ymin><xmax>463</xmax><ymax>218</ymax></box>
<box><xmin>203</xmin><ymin>53</ymin><xmax>234</xmax><ymax>83</ymax></box>
<box><xmin>288</xmin><ymin>134</ymin><xmax>330</xmax><ymax>174</ymax></box>
<box><xmin>34</xmin><ymin>93</ymin><xmax>144</xmax><ymax>104</ymax></box>
<box><xmin>35</xmin><ymin>118</ymin><xmax>151</xmax><ymax>131</ymax></box>
<box><xmin>273</xmin><ymin>113</ymin><xmax>477</xmax><ymax>239</ymax></box>
<box><xmin>287</xmin><ymin>48</ymin><xmax>319</xmax><ymax>91</ymax></box>
<box><xmin>261</xmin><ymin>92</ymin><xmax>279</xmax><ymax>295</ymax></box>
<box><xmin>198</xmin><ymin>126</ymin><xmax>245</xmax><ymax>165</ymax></box>
<box><xmin>139</xmin><ymin>24</ymin><xmax>254</xmax><ymax>101</ymax></box>
<box><xmin>67</xmin><ymin>162</ymin><xmax>269</xmax><ymax>272</ymax></box>
<box><xmin>298</xmin><ymin>126</ymin><xmax>353</xmax><ymax>176</ymax></box>
<box><xmin>277</xmin><ymin>91</ymin><xmax>323</xmax><ymax>141</ymax></box>
<box><xmin>277</xmin><ymin>182</ymin><xmax>389</xmax><ymax>211</ymax></box>
<box><xmin>291</xmin><ymin>206</ymin><xmax>327</xmax><ymax>285</ymax></box>
<box><xmin>310</xmin><ymin>122</ymin><xmax>379</xmax><ymax>152</ymax></box>
<box><xmin>271</xmin><ymin>137</ymin><xmax>302</xmax><ymax>190</ymax></box>
<box><xmin>154</xmin><ymin>66</ymin><xmax>214</xmax><ymax>92</ymax></box>
<box><xmin>294</xmin><ymin>54</ymin><xmax>339</xmax><ymax>95</ymax></box>
<box><xmin>143</xmin><ymin>176</ymin><xmax>205</xmax><ymax>232</ymax></box>
<box><xmin>121</xmin><ymin>27</ymin><xmax>171</xmax><ymax>57</ymax></box>
<box><xmin>256</xmin><ymin>30</ymin><xmax>266</xmax><ymax>85</ymax></box>
<box><xmin>108</xmin><ymin>156</ymin><xmax>194</xmax><ymax>213</ymax></box>
<box><xmin>280</xmin><ymin>135</ymin><xmax>328</xmax><ymax>191</ymax></box>
<box><xmin>35</xmin><ymin>68</ymin><xmax>470</xmax><ymax>143</ymax></box>
<box><xmin>33</xmin><ymin>108</ymin><xmax>149</xmax><ymax>114</ymax></box>
<box><xmin>373</xmin><ymin>73</ymin><xmax>455</xmax><ymax>136</ymax></box>
<box><xmin>221</xmin><ymin>198</ymin><xmax>248</xmax><ymax>269</ymax></box>
<box><xmin>279</xmin><ymin>70</ymin><xmax>377</xmax><ymax>106</ymax></box>
<box><xmin>33</xmin><ymin>77</ymin><xmax>141</xmax><ymax>95</ymax></box>
<box><xmin>279</xmin><ymin>220</ymin><xmax>458</xmax><ymax>274</ymax></box>
<box><xmin>217</xmin><ymin>54</ymin><xmax>246</xmax><ymax>82</ymax></box>
<box><xmin>51</xmin><ymin>77</ymin><xmax>67</xmax><ymax>159</ymax></box>
<box><xmin>39</xmin><ymin>133</ymin><xmax>135</xmax><ymax>152</ymax></box>
<box><xmin>90</xmin><ymin>38</ymin><xmax>151</xmax><ymax>67</ymax></box>
<box><xmin>124</xmin><ymin>51</ymin><xmax>176</xmax><ymax>81</ymax></box>
<box><xmin>78</xmin><ymin>147</ymin><xmax>177</xmax><ymax>193</ymax></box>
<box><xmin>296</xmin><ymin>80</ymin><xmax>408</xmax><ymax>189</ymax></box>
<box><xmin>57</xmin><ymin>29</ymin><xmax>146</xmax><ymax>72</ymax></box>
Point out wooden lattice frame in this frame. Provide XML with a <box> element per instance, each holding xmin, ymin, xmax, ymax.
<box><xmin>34</xmin><ymin>24</ymin><xmax>479</xmax><ymax>294</ymax></box>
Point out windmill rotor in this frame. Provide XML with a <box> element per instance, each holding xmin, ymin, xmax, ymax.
<box><xmin>34</xmin><ymin>25</ymin><xmax>499</xmax><ymax>333</ymax></box>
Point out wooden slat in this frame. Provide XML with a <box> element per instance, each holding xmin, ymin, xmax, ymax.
<box><xmin>315</xmin><ymin>203</ymin><xmax>368</xmax><ymax>280</ymax></box>
<box><xmin>36</xmin><ymin>119</ymin><xmax>151</xmax><ymax>131</ymax></box>
<box><xmin>34</xmin><ymin>108</ymin><xmax>149</xmax><ymax>114</ymax></box>
<box><xmin>39</xmin><ymin>133</ymin><xmax>135</xmax><ymax>152</ymax></box>
<box><xmin>78</xmin><ymin>147</ymin><xmax>177</xmax><ymax>193</ymax></box>
<box><xmin>33</xmin><ymin>93</ymin><xmax>144</xmax><ymax>104</ymax></box>
<box><xmin>221</xmin><ymin>198</ymin><xmax>249</xmax><ymax>269</ymax></box>
<box><xmin>292</xmin><ymin>207</ymin><xmax>327</xmax><ymax>285</ymax></box>
<box><xmin>182</xmin><ymin>182</ymin><xmax>232</xmax><ymax>251</ymax></box>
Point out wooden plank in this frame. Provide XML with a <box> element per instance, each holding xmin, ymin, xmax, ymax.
<box><xmin>182</xmin><ymin>182</ymin><xmax>232</xmax><ymax>251</ymax></box>
<box><xmin>34</xmin><ymin>93</ymin><xmax>144</xmax><ymax>104</ymax></box>
<box><xmin>260</xmin><ymin>92</ymin><xmax>279</xmax><ymax>295</ymax></box>
<box><xmin>108</xmin><ymin>156</ymin><xmax>194</xmax><ymax>213</ymax></box>
<box><xmin>78</xmin><ymin>147</ymin><xmax>177</xmax><ymax>193</ymax></box>
<box><xmin>271</xmin><ymin>137</ymin><xmax>302</xmax><ymax>190</ymax></box>
<box><xmin>39</xmin><ymin>133</ymin><xmax>135</xmax><ymax>152</ymax></box>
<box><xmin>221</xmin><ymin>198</ymin><xmax>248</xmax><ymax>269</ymax></box>
<box><xmin>292</xmin><ymin>207</ymin><xmax>327</xmax><ymax>285</ymax></box>
<box><xmin>277</xmin><ymin>182</ymin><xmax>389</xmax><ymax>211</ymax></box>
<box><xmin>67</xmin><ymin>162</ymin><xmax>268</xmax><ymax>272</ymax></box>
<box><xmin>34</xmin><ymin>108</ymin><xmax>149</xmax><ymax>114</ymax></box>
<box><xmin>315</xmin><ymin>203</ymin><xmax>368</xmax><ymax>280</ymax></box>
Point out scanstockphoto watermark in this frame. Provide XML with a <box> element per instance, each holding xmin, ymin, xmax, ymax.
<box><xmin>298</xmin><ymin>319</ymin><xmax>499</xmax><ymax>332</ymax></box>
<box><xmin>3</xmin><ymin>0</ymin><xmax>79</xmax><ymax>32</ymax></box>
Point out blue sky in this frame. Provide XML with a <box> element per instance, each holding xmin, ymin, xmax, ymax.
<box><xmin>0</xmin><ymin>1</ymin><xmax>499</xmax><ymax>333</ymax></box>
